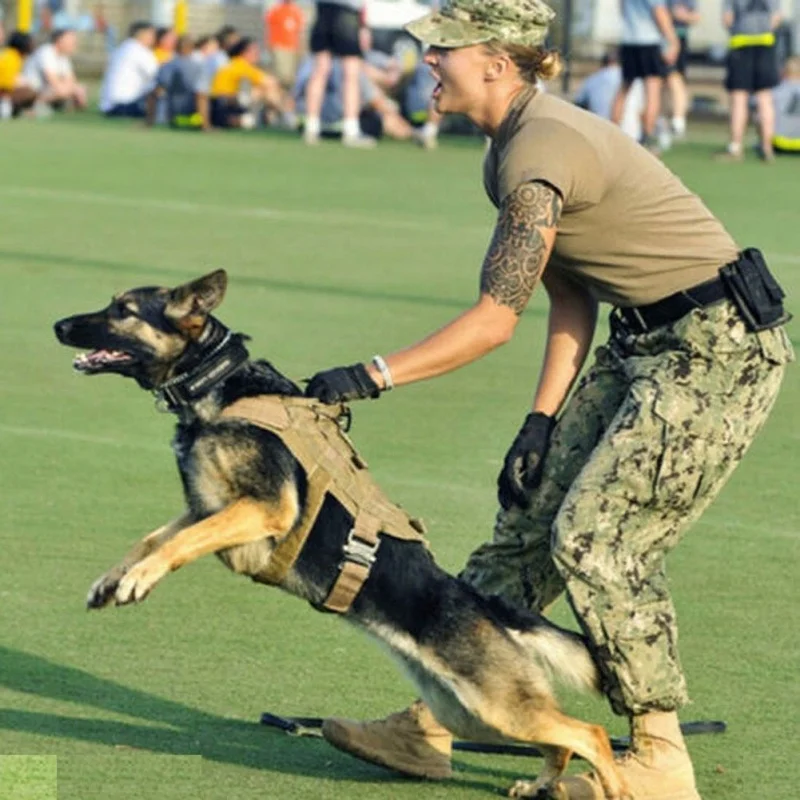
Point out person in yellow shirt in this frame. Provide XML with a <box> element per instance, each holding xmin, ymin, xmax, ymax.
<box><xmin>153</xmin><ymin>27</ymin><xmax>176</xmax><ymax>64</ymax></box>
<box><xmin>0</xmin><ymin>31</ymin><xmax>36</xmax><ymax>119</ymax></box>
<box><xmin>205</xmin><ymin>37</ymin><xmax>283</xmax><ymax>129</ymax></box>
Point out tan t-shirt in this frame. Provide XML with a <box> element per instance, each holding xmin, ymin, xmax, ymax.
<box><xmin>483</xmin><ymin>88</ymin><xmax>739</xmax><ymax>306</ymax></box>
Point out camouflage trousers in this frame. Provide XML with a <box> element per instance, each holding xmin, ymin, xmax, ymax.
<box><xmin>461</xmin><ymin>300</ymin><xmax>793</xmax><ymax>716</ymax></box>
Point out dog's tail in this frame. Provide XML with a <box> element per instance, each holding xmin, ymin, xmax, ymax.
<box><xmin>515</xmin><ymin>626</ymin><xmax>601</xmax><ymax>694</ymax></box>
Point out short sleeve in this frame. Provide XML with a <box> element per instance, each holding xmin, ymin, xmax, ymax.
<box><xmin>496</xmin><ymin>120</ymin><xmax>605</xmax><ymax>208</ymax></box>
<box><xmin>40</xmin><ymin>46</ymin><xmax>60</xmax><ymax>75</ymax></box>
<box><xmin>245</xmin><ymin>63</ymin><xmax>267</xmax><ymax>84</ymax></box>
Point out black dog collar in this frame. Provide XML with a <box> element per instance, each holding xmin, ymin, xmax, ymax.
<box><xmin>154</xmin><ymin>324</ymin><xmax>250</xmax><ymax>415</ymax></box>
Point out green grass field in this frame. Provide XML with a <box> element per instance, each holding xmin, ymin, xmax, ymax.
<box><xmin>0</xmin><ymin>116</ymin><xmax>798</xmax><ymax>800</ymax></box>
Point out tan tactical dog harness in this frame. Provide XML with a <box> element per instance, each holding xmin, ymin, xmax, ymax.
<box><xmin>220</xmin><ymin>396</ymin><xmax>428</xmax><ymax>614</ymax></box>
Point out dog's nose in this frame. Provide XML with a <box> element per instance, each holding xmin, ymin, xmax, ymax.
<box><xmin>54</xmin><ymin>318</ymin><xmax>72</xmax><ymax>343</ymax></box>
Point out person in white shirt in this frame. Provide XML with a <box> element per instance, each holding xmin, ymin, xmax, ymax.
<box><xmin>99</xmin><ymin>21</ymin><xmax>158</xmax><ymax>117</ymax></box>
<box><xmin>23</xmin><ymin>29</ymin><xmax>87</xmax><ymax>110</ymax></box>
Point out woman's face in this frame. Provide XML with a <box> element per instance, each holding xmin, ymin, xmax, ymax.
<box><xmin>423</xmin><ymin>44</ymin><xmax>493</xmax><ymax>115</ymax></box>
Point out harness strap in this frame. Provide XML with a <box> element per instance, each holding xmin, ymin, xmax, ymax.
<box><xmin>219</xmin><ymin>395</ymin><xmax>428</xmax><ymax>614</ymax></box>
<box><xmin>322</xmin><ymin>509</ymin><xmax>382</xmax><ymax>613</ymax></box>
<box><xmin>265</xmin><ymin>470</ymin><xmax>332</xmax><ymax>585</ymax></box>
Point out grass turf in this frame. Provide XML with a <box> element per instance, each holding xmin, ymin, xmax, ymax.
<box><xmin>0</xmin><ymin>115</ymin><xmax>798</xmax><ymax>800</ymax></box>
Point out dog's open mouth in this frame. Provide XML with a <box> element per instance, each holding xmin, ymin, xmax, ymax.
<box><xmin>73</xmin><ymin>349</ymin><xmax>136</xmax><ymax>373</ymax></box>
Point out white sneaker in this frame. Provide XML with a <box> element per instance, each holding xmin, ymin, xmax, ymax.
<box><xmin>413</xmin><ymin>130</ymin><xmax>438</xmax><ymax>150</ymax></box>
<box><xmin>342</xmin><ymin>133</ymin><xmax>377</xmax><ymax>149</ymax></box>
<box><xmin>34</xmin><ymin>102</ymin><xmax>54</xmax><ymax>119</ymax></box>
<box><xmin>303</xmin><ymin>129</ymin><xmax>321</xmax><ymax>146</ymax></box>
<box><xmin>0</xmin><ymin>98</ymin><xmax>12</xmax><ymax>120</ymax></box>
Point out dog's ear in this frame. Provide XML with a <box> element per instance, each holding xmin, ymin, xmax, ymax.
<box><xmin>167</xmin><ymin>270</ymin><xmax>228</xmax><ymax>332</ymax></box>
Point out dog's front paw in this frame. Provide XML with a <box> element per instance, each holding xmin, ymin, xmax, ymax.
<box><xmin>87</xmin><ymin>566</ymin><xmax>128</xmax><ymax>609</ymax></box>
<box><xmin>114</xmin><ymin>556</ymin><xmax>169</xmax><ymax>606</ymax></box>
<box><xmin>508</xmin><ymin>779</ymin><xmax>564</xmax><ymax>799</ymax></box>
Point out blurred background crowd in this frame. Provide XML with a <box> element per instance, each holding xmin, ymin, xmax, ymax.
<box><xmin>0</xmin><ymin>0</ymin><xmax>798</xmax><ymax>156</ymax></box>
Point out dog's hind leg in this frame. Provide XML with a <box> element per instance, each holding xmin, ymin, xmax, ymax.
<box><xmin>87</xmin><ymin>512</ymin><xmax>193</xmax><ymax>609</ymax></box>
<box><xmin>115</xmin><ymin>491</ymin><xmax>298</xmax><ymax>605</ymax></box>
<box><xmin>504</xmin><ymin>708</ymin><xmax>627</xmax><ymax>799</ymax></box>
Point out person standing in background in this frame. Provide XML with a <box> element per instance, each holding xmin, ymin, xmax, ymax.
<box><xmin>302</xmin><ymin>0</ymin><xmax>376</xmax><ymax>147</ymax></box>
<box><xmin>718</xmin><ymin>0</ymin><xmax>782</xmax><ymax>161</ymax></box>
<box><xmin>266</xmin><ymin>0</ymin><xmax>305</xmax><ymax>93</ymax></box>
<box><xmin>665</xmin><ymin>0</ymin><xmax>700</xmax><ymax>138</ymax></box>
<box><xmin>611</xmin><ymin>0</ymin><xmax>680</xmax><ymax>151</ymax></box>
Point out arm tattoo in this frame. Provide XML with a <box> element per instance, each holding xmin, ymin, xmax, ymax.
<box><xmin>480</xmin><ymin>181</ymin><xmax>563</xmax><ymax>315</ymax></box>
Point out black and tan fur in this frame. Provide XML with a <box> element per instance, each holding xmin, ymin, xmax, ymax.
<box><xmin>54</xmin><ymin>271</ymin><xmax>628</xmax><ymax>799</ymax></box>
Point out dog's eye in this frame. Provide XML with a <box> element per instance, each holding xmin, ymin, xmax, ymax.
<box><xmin>115</xmin><ymin>302</ymin><xmax>134</xmax><ymax>319</ymax></box>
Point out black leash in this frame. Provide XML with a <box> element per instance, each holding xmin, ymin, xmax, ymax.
<box><xmin>259</xmin><ymin>712</ymin><xmax>726</xmax><ymax>757</ymax></box>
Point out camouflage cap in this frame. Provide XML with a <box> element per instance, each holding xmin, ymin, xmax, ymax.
<box><xmin>405</xmin><ymin>0</ymin><xmax>556</xmax><ymax>50</ymax></box>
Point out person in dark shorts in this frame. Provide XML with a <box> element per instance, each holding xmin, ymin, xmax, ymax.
<box><xmin>718</xmin><ymin>0</ymin><xmax>782</xmax><ymax>161</ymax></box>
<box><xmin>665</xmin><ymin>0</ymin><xmax>700</xmax><ymax>137</ymax></box>
<box><xmin>302</xmin><ymin>0</ymin><xmax>375</xmax><ymax>147</ymax></box>
<box><xmin>612</xmin><ymin>0</ymin><xmax>680</xmax><ymax>151</ymax></box>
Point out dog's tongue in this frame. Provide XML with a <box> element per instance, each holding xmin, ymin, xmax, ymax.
<box><xmin>73</xmin><ymin>350</ymin><xmax>130</xmax><ymax>369</ymax></box>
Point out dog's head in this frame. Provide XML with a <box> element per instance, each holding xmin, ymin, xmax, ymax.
<box><xmin>54</xmin><ymin>270</ymin><xmax>228</xmax><ymax>389</ymax></box>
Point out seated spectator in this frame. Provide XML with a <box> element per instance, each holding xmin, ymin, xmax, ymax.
<box><xmin>23</xmin><ymin>29</ymin><xmax>87</xmax><ymax>111</ymax></box>
<box><xmin>403</xmin><ymin>60</ymin><xmax>441</xmax><ymax>149</ymax></box>
<box><xmin>146</xmin><ymin>34</ymin><xmax>204</xmax><ymax>129</ymax></box>
<box><xmin>359</xmin><ymin>27</ymin><xmax>403</xmax><ymax>95</ymax></box>
<box><xmin>99</xmin><ymin>21</ymin><xmax>158</xmax><ymax>117</ymax></box>
<box><xmin>206</xmin><ymin>37</ymin><xmax>284</xmax><ymax>129</ymax></box>
<box><xmin>574</xmin><ymin>51</ymin><xmax>622</xmax><ymax>119</ymax></box>
<box><xmin>192</xmin><ymin>36</ymin><xmax>219</xmax><ymax>97</ymax></box>
<box><xmin>294</xmin><ymin>53</ymin><xmax>414</xmax><ymax>142</ymax></box>
<box><xmin>0</xmin><ymin>31</ymin><xmax>36</xmax><ymax>119</ymax></box>
<box><xmin>573</xmin><ymin>50</ymin><xmax>645</xmax><ymax>141</ymax></box>
<box><xmin>772</xmin><ymin>55</ymin><xmax>800</xmax><ymax>154</ymax></box>
<box><xmin>206</xmin><ymin>25</ymin><xmax>239</xmax><ymax>83</ymax></box>
<box><xmin>154</xmin><ymin>27</ymin><xmax>177</xmax><ymax>64</ymax></box>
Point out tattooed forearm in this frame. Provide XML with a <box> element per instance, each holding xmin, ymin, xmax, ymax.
<box><xmin>480</xmin><ymin>181</ymin><xmax>563</xmax><ymax>315</ymax></box>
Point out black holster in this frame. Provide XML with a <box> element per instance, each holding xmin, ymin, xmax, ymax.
<box><xmin>720</xmin><ymin>248</ymin><xmax>791</xmax><ymax>332</ymax></box>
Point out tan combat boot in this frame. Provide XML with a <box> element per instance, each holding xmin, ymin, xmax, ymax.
<box><xmin>322</xmin><ymin>700</ymin><xmax>453</xmax><ymax>779</ymax></box>
<box><xmin>553</xmin><ymin>712</ymin><xmax>701</xmax><ymax>799</ymax></box>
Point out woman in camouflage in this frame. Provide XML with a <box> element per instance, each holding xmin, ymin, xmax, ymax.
<box><xmin>304</xmin><ymin>1</ymin><xmax>793</xmax><ymax>797</ymax></box>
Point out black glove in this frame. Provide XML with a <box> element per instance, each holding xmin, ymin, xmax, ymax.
<box><xmin>497</xmin><ymin>412</ymin><xmax>556</xmax><ymax>511</ymax></box>
<box><xmin>305</xmin><ymin>363</ymin><xmax>381</xmax><ymax>404</ymax></box>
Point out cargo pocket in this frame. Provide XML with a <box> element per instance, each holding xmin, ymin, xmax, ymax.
<box><xmin>756</xmin><ymin>325</ymin><xmax>795</xmax><ymax>366</ymax></box>
<box><xmin>651</xmin><ymin>389</ymin><xmax>711</xmax><ymax>512</ymax></box>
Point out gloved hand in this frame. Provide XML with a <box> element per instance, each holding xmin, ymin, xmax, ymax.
<box><xmin>305</xmin><ymin>363</ymin><xmax>381</xmax><ymax>404</ymax></box>
<box><xmin>497</xmin><ymin>412</ymin><xmax>556</xmax><ymax>511</ymax></box>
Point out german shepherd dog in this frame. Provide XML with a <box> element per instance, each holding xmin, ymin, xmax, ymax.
<box><xmin>54</xmin><ymin>271</ymin><xmax>628</xmax><ymax>799</ymax></box>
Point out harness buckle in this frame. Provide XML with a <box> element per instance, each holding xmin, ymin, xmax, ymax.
<box><xmin>342</xmin><ymin>528</ymin><xmax>380</xmax><ymax>569</ymax></box>
<box><xmin>338</xmin><ymin>406</ymin><xmax>353</xmax><ymax>433</ymax></box>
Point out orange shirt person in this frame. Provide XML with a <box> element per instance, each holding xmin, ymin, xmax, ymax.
<box><xmin>265</xmin><ymin>0</ymin><xmax>304</xmax><ymax>89</ymax></box>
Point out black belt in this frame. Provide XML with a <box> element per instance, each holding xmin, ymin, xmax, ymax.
<box><xmin>615</xmin><ymin>276</ymin><xmax>728</xmax><ymax>334</ymax></box>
